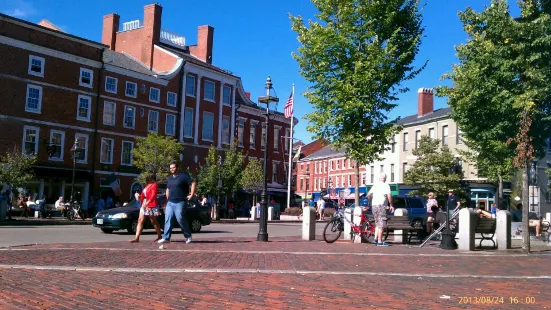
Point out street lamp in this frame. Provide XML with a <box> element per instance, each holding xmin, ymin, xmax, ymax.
<box><xmin>441</xmin><ymin>155</ymin><xmax>463</xmax><ymax>250</ymax></box>
<box><xmin>69</xmin><ymin>139</ymin><xmax>82</xmax><ymax>203</ymax></box>
<box><xmin>257</xmin><ymin>76</ymin><xmax>279</xmax><ymax>242</ymax></box>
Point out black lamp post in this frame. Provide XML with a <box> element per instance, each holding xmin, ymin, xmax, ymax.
<box><xmin>440</xmin><ymin>155</ymin><xmax>462</xmax><ymax>250</ymax></box>
<box><xmin>69</xmin><ymin>139</ymin><xmax>82</xmax><ymax>203</ymax></box>
<box><xmin>257</xmin><ymin>76</ymin><xmax>279</xmax><ymax>242</ymax></box>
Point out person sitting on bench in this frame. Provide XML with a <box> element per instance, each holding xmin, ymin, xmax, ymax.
<box><xmin>475</xmin><ymin>208</ymin><xmax>492</xmax><ymax>219</ymax></box>
<box><xmin>426</xmin><ymin>205</ymin><xmax>446</xmax><ymax>234</ymax></box>
<box><xmin>514</xmin><ymin>203</ymin><xmax>542</xmax><ymax>237</ymax></box>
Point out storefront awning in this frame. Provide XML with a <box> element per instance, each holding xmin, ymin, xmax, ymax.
<box><xmin>33</xmin><ymin>166</ymin><xmax>92</xmax><ymax>181</ymax></box>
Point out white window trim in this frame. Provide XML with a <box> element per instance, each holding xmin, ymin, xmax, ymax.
<box><xmin>202</xmin><ymin>111</ymin><xmax>215</xmax><ymax>142</ymax></box>
<box><xmin>186</xmin><ymin>75</ymin><xmax>196</xmax><ymax>97</ymax></box>
<box><xmin>222</xmin><ymin>115</ymin><xmax>231</xmax><ymax>145</ymax></box>
<box><xmin>49</xmin><ymin>129</ymin><xmax>65</xmax><ymax>161</ymax></box>
<box><xmin>22</xmin><ymin>125</ymin><xmax>39</xmax><ymax>156</ymax></box>
<box><xmin>120</xmin><ymin>140</ymin><xmax>134</xmax><ymax>166</ymax></box>
<box><xmin>100</xmin><ymin>137</ymin><xmax>114</xmax><ymax>164</ymax></box>
<box><xmin>249</xmin><ymin>124</ymin><xmax>256</xmax><ymax>149</ymax></box>
<box><xmin>167</xmin><ymin>92</ymin><xmax>177</xmax><ymax>107</ymax></box>
<box><xmin>79</xmin><ymin>68</ymin><xmax>94</xmax><ymax>88</ymax></box>
<box><xmin>103</xmin><ymin>101</ymin><xmax>116</xmax><ymax>126</ymax></box>
<box><xmin>75</xmin><ymin>133</ymin><xmax>88</xmax><ymax>164</ymax></box>
<box><xmin>25</xmin><ymin>84</ymin><xmax>43</xmax><ymax>114</ymax></box>
<box><xmin>76</xmin><ymin>94</ymin><xmax>92</xmax><ymax>122</ymax></box>
<box><xmin>165</xmin><ymin>113</ymin><xmax>176</xmax><ymax>136</ymax></box>
<box><xmin>238</xmin><ymin>118</ymin><xmax>245</xmax><ymax>147</ymax></box>
<box><xmin>183</xmin><ymin>107</ymin><xmax>194</xmax><ymax>138</ymax></box>
<box><xmin>222</xmin><ymin>85</ymin><xmax>231</xmax><ymax>106</ymax></box>
<box><xmin>125</xmin><ymin>81</ymin><xmax>137</xmax><ymax>98</ymax></box>
<box><xmin>123</xmin><ymin>105</ymin><xmax>136</xmax><ymax>129</ymax></box>
<box><xmin>104</xmin><ymin>76</ymin><xmax>118</xmax><ymax>94</ymax></box>
<box><xmin>28</xmin><ymin>55</ymin><xmax>45</xmax><ymax>77</ymax></box>
<box><xmin>204</xmin><ymin>80</ymin><xmax>216</xmax><ymax>102</ymax></box>
<box><xmin>149</xmin><ymin>87</ymin><xmax>160</xmax><ymax>103</ymax></box>
<box><xmin>148</xmin><ymin>110</ymin><xmax>159</xmax><ymax>133</ymax></box>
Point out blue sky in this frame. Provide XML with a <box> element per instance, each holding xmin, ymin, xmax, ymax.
<box><xmin>1</xmin><ymin>0</ymin><xmax>521</xmax><ymax>144</ymax></box>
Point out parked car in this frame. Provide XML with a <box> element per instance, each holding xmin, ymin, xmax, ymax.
<box><xmin>349</xmin><ymin>195</ymin><xmax>427</xmax><ymax>228</ymax></box>
<box><xmin>92</xmin><ymin>196</ymin><xmax>211</xmax><ymax>234</ymax></box>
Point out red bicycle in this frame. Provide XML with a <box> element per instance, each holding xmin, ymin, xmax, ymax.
<box><xmin>323</xmin><ymin>208</ymin><xmax>386</xmax><ymax>243</ymax></box>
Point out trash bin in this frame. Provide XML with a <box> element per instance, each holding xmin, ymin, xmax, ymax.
<box><xmin>34</xmin><ymin>211</ymin><xmax>41</xmax><ymax>218</ymax></box>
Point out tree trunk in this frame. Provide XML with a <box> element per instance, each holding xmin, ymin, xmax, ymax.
<box><xmin>497</xmin><ymin>175</ymin><xmax>503</xmax><ymax>210</ymax></box>
<box><xmin>522</xmin><ymin>162</ymin><xmax>530</xmax><ymax>253</ymax></box>
<box><xmin>354</xmin><ymin>163</ymin><xmax>360</xmax><ymax>207</ymax></box>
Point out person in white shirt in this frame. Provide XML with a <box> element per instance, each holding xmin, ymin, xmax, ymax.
<box><xmin>55</xmin><ymin>196</ymin><xmax>67</xmax><ymax>217</ymax></box>
<box><xmin>367</xmin><ymin>173</ymin><xmax>394</xmax><ymax>246</ymax></box>
<box><xmin>317</xmin><ymin>197</ymin><xmax>326</xmax><ymax>220</ymax></box>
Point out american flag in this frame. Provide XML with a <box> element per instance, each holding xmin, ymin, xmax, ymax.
<box><xmin>284</xmin><ymin>92</ymin><xmax>293</xmax><ymax>118</ymax></box>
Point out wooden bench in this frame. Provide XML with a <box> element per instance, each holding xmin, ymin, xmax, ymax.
<box><xmin>383</xmin><ymin>216</ymin><xmax>425</xmax><ymax>243</ymax></box>
<box><xmin>475</xmin><ymin>217</ymin><xmax>496</xmax><ymax>248</ymax></box>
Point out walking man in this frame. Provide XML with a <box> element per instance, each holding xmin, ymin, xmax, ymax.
<box><xmin>367</xmin><ymin>173</ymin><xmax>394</xmax><ymax>246</ymax></box>
<box><xmin>158</xmin><ymin>161</ymin><xmax>197</xmax><ymax>244</ymax></box>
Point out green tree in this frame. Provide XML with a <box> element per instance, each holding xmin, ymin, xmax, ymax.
<box><xmin>404</xmin><ymin>136</ymin><xmax>462</xmax><ymax>199</ymax></box>
<box><xmin>0</xmin><ymin>147</ymin><xmax>36</xmax><ymax>218</ymax></box>
<box><xmin>132</xmin><ymin>133</ymin><xmax>184</xmax><ymax>184</ymax></box>
<box><xmin>437</xmin><ymin>0</ymin><xmax>551</xmax><ymax>252</ymax></box>
<box><xmin>240</xmin><ymin>158</ymin><xmax>264</xmax><ymax>205</ymax></box>
<box><xmin>290</xmin><ymin>0</ymin><xmax>425</xmax><ymax>206</ymax></box>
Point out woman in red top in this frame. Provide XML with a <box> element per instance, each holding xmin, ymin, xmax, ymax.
<box><xmin>130</xmin><ymin>173</ymin><xmax>162</xmax><ymax>243</ymax></box>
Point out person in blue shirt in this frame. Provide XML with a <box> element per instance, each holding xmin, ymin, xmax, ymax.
<box><xmin>96</xmin><ymin>197</ymin><xmax>105</xmax><ymax>213</ymax></box>
<box><xmin>106</xmin><ymin>196</ymin><xmax>114</xmax><ymax>209</ymax></box>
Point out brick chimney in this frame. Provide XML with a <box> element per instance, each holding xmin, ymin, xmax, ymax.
<box><xmin>102</xmin><ymin>13</ymin><xmax>120</xmax><ymax>50</ymax></box>
<box><xmin>190</xmin><ymin>25</ymin><xmax>214</xmax><ymax>64</ymax></box>
<box><xmin>417</xmin><ymin>88</ymin><xmax>434</xmax><ymax>117</ymax></box>
<box><xmin>142</xmin><ymin>3</ymin><xmax>163</xmax><ymax>70</ymax></box>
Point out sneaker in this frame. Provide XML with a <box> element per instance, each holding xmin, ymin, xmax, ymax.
<box><xmin>372</xmin><ymin>238</ymin><xmax>378</xmax><ymax>244</ymax></box>
<box><xmin>186</xmin><ymin>237</ymin><xmax>192</xmax><ymax>244</ymax></box>
<box><xmin>157</xmin><ymin>239</ymin><xmax>170</xmax><ymax>244</ymax></box>
<box><xmin>377</xmin><ymin>242</ymin><xmax>390</xmax><ymax>246</ymax></box>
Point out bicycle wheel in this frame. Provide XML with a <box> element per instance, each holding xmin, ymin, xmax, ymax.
<box><xmin>360</xmin><ymin>221</ymin><xmax>373</xmax><ymax>243</ymax></box>
<box><xmin>323</xmin><ymin>218</ymin><xmax>343</xmax><ymax>243</ymax></box>
<box><xmin>67</xmin><ymin>210</ymin><xmax>75</xmax><ymax>221</ymax></box>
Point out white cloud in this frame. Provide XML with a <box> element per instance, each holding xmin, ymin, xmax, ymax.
<box><xmin>1</xmin><ymin>0</ymin><xmax>37</xmax><ymax>18</ymax></box>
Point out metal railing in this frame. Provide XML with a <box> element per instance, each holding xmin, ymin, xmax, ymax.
<box><xmin>122</xmin><ymin>20</ymin><xmax>141</xmax><ymax>31</ymax></box>
<box><xmin>160</xmin><ymin>30</ymin><xmax>186</xmax><ymax>47</ymax></box>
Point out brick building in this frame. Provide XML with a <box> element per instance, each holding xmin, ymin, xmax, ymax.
<box><xmin>0</xmin><ymin>4</ymin><xmax>295</xmax><ymax>207</ymax></box>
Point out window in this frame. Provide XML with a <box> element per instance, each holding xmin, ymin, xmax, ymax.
<box><xmin>28</xmin><ymin>55</ymin><xmax>45</xmax><ymax>77</ymax></box>
<box><xmin>125</xmin><ymin>81</ymin><xmax>137</xmax><ymax>98</ymax></box>
<box><xmin>348</xmin><ymin>175</ymin><xmax>352</xmax><ymax>186</ymax></box>
<box><xmin>403</xmin><ymin>162</ymin><xmax>408</xmax><ymax>176</ymax></box>
<box><xmin>204</xmin><ymin>80</ymin><xmax>215</xmax><ymax>101</ymax></box>
<box><xmin>103</xmin><ymin>101</ymin><xmax>116</xmax><ymax>126</ymax></box>
<box><xmin>300</xmin><ymin>178</ymin><xmax>304</xmax><ymax>191</ymax></box>
<box><xmin>149</xmin><ymin>87</ymin><xmax>160</xmax><ymax>103</ymax></box>
<box><xmin>202</xmin><ymin>112</ymin><xmax>214</xmax><ymax>141</ymax></box>
<box><xmin>315</xmin><ymin>163</ymin><xmax>318</xmax><ymax>174</ymax></box>
<box><xmin>391</xmin><ymin>164</ymin><xmax>395</xmax><ymax>182</ymax></box>
<box><xmin>361</xmin><ymin>173</ymin><xmax>366</xmax><ymax>185</ymax></box>
<box><xmin>261</xmin><ymin>125</ymin><xmax>266</xmax><ymax>150</ymax></box>
<box><xmin>415</xmin><ymin>130</ymin><xmax>421</xmax><ymax>149</ymax></box>
<box><xmin>403</xmin><ymin>132</ymin><xmax>409</xmax><ymax>151</ymax></box>
<box><xmin>185</xmin><ymin>75</ymin><xmax>196</xmax><ymax>96</ymax></box>
<box><xmin>100</xmin><ymin>138</ymin><xmax>114</xmax><ymax>164</ymax></box>
<box><xmin>75</xmin><ymin>134</ymin><xmax>88</xmax><ymax>163</ymax></box>
<box><xmin>121</xmin><ymin>141</ymin><xmax>133</xmax><ymax>166</ymax></box>
<box><xmin>183</xmin><ymin>108</ymin><xmax>194</xmax><ymax>138</ymax></box>
<box><xmin>274</xmin><ymin>127</ymin><xmax>280</xmax><ymax>152</ymax></box>
<box><xmin>442</xmin><ymin>125</ymin><xmax>449</xmax><ymax>145</ymax></box>
<box><xmin>370</xmin><ymin>166</ymin><xmax>374</xmax><ymax>183</ymax></box>
<box><xmin>250</xmin><ymin>122</ymin><xmax>257</xmax><ymax>149</ymax></box>
<box><xmin>105</xmin><ymin>76</ymin><xmax>117</xmax><ymax>94</ymax></box>
<box><xmin>391</xmin><ymin>137</ymin><xmax>396</xmax><ymax>153</ymax></box>
<box><xmin>457</xmin><ymin>127</ymin><xmax>464</xmax><ymax>144</ymax></box>
<box><xmin>148</xmin><ymin>110</ymin><xmax>159</xmax><ymax>133</ymax></box>
<box><xmin>238</xmin><ymin>119</ymin><xmax>245</xmax><ymax>147</ymax></box>
<box><xmin>223</xmin><ymin>86</ymin><xmax>231</xmax><ymax>105</ymax></box>
<box><xmin>348</xmin><ymin>159</ymin><xmax>351</xmax><ymax>169</ymax></box>
<box><xmin>123</xmin><ymin>106</ymin><xmax>136</xmax><ymax>129</ymax></box>
<box><xmin>76</xmin><ymin>95</ymin><xmax>91</xmax><ymax>122</ymax></box>
<box><xmin>49</xmin><ymin>130</ymin><xmax>65</xmax><ymax>160</ymax></box>
<box><xmin>167</xmin><ymin>92</ymin><xmax>177</xmax><ymax>107</ymax></box>
<box><xmin>380</xmin><ymin>165</ymin><xmax>384</xmax><ymax>174</ymax></box>
<box><xmin>79</xmin><ymin>68</ymin><xmax>93</xmax><ymax>88</ymax></box>
<box><xmin>22</xmin><ymin>126</ymin><xmax>39</xmax><ymax>155</ymax></box>
<box><xmin>407</xmin><ymin>198</ymin><xmax>424</xmax><ymax>209</ymax></box>
<box><xmin>323</xmin><ymin>161</ymin><xmax>327</xmax><ymax>172</ymax></box>
<box><xmin>222</xmin><ymin>116</ymin><xmax>230</xmax><ymax>144</ymax></box>
<box><xmin>429</xmin><ymin>127</ymin><xmax>435</xmax><ymax>139</ymax></box>
<box><xmin>25</xmin><ymin>84</ymin><xmax>42</xmax><ymax>113</ymax></box>
<box><xmin>165</xmin><ymin>114</ymin><xmax>176</xmax><ymax>136</ymax></box>
<box><xmin>336</xmin><ymin>176</ymin><xmax>340</xmax><ymax>187</ymax></box>
<box><xmin>272</xmin><ymin>162</ymin><xmax>278</xmax><ymax>183</ymax></box>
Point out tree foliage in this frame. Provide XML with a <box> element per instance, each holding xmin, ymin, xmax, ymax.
<box><xmin>132</xmin><ymin>133</ymin><xmax>184</xmax><ymax>184</ymax></box>
<box><xmin>240</xmin><ymin>158</ymin><xmax>264</xmax><ymax>197</ymax></box>
<box><xmin>0</xmin><ymin>147</ymin><xmax>37</xmax><ymax>193</ymax></box>
<box><xmin>404</xmin><ymin>136</ymin><xmax>462</xmax><ymax>199</ymax></box>
<box><xmin>197</xmin><ymin>142</ymin><xmax>245</xmax><ymax>198</ymax></box>
<box><xmin>289</xmin><ymin>0</ymin><xmax>425</xmax><ymax>164</ymax></box>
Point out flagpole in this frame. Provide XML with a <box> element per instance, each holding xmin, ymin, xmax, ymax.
<box><xmin>286</xmin><ymin>84</ymin><xmax>295</xmax><ymax>210</ymax></box>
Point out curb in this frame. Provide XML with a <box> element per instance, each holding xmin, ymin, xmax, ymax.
<box><xmin>0</xmin><ymin>219</ymin><xmax>92</xmax><ymax>226</ymax></box>
<box><xmin>213</xmin><ymin>220</ymin><xmax>330</xmax><ymax>224</ymax></box>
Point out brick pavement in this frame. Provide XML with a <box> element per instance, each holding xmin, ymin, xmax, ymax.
<box><xmin>0</xmin><ymin>236</ymin><xmax>550</xmax><ymax>309</ymax></box>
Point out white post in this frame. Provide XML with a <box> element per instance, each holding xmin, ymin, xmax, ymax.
<box><xmin>458</xmin><ymin>208</ymin><xmax>476</xmax><ymax>251</ymax></box>
<box><xmin>286</xmin><ymin>84</ymin><xmax>295</xmax><ymax>211</ymax></box>
<box><xmin>302</xmin><ymin>206</ymin><xmax>316</xmax><ymax>240</ymax></box>
<box><xmin>268</xmin><ymin>206</ymin><xmax>274</xmax><ymax>221</ymax></box>
<box><xmin>353</xmin><ymin>206</ymin><xmax>366</xmax><ymax>243</ymax></box>
<box><xmin>250</xmin><ymin>206</ymin><xmax>257</xmax><ymax>221</ymax></box>
<box><xmin>496</xmin><ymin>210</ymin><xmax>511</xmax><ymax>250</ymax></box>
<box><xmin>344</xmin><ymin>207</ymin><xmax>353</xmax><ymax>240</ymax></box>
<box><xmin>394</xmin><ymin>208</ymin><xmax>409</xmax><ymax>244</ymax></box>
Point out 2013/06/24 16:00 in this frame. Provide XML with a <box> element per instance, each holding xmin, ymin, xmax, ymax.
<box><xmin>458</xmin><ymin>296</ymin><xmax>537</xmax><ymax>305</ymax></box>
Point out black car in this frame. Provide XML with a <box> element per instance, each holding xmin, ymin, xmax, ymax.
<box><xmin>92</xmin><ymin>198</ymin><xmax>211</xmax><ymax>234</ymax></box>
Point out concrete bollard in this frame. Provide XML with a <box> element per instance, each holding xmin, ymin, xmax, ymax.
<box><xmin>496</xmin><ymin>210</ymin><xmax>511</xmax><ymax>250</ymax></box>
<box><xmin>458</xmin><ymin>208</ymin><xmax>477</xmax><ymax>251</ymax></box>
<box><xmin>250</xmin><ymin>207</ymin><xmax>257</xmax><ymax>221</ymax></box>
<box><xmin>353</xmin><ymin>207</ymin><xmax>366</xmax><ymax>243</ymax></box>
<box><xmin>302</xmin><ymin>207</ymin><xmax>316</xmax><ymax>241</ymax></box>
<box><xmin>344</xmin><ymin>207</ymin><xmax>353</xmax><ymax>240</ymax></box>
<box><xmin>394</xmin><ymin>208</ymin><xmax>409</xmax><ymax>244</ymax></box>
<box><xmin>268</xmin><ymin>207</ymin><xmax>274</xmax><ymax>221</ymax></box>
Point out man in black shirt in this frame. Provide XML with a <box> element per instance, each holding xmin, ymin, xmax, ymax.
<box><xmin>448</xmin><ymin>189</ymin><xmax>461</xmax><ymax>213</ymax></box>
<box><xmin>158</xmin><ymin>161</ymin><xmax>197</xmax><ymax>244</ymax></box>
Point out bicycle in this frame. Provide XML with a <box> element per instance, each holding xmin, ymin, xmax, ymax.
<box><xmin>323</xmin><ymin>207</ymin><xmax>386</xmax><ymax>243</ymax></box>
